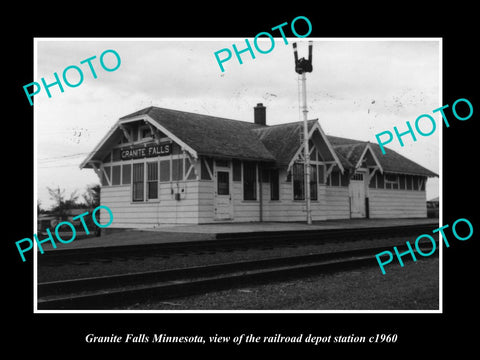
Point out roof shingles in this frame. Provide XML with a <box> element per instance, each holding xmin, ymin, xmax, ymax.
<box><xmin>116</xmin><ymin>106</ymin><xmax>437</xmax><ymax>177</ymax></box>
<box><xmin>328</xmin><ymin>135</ymin><xmax>437</xmax><ymax>177</ymax></box>
<box><xmin>252</xmin><ymin>120</ymin><xmax>316</xmax><ymax>166</ymax></box>
<box><xmin>121</xmin><ymin>107</ymin><xmax>275</xmax><ymax>162</ymax></box>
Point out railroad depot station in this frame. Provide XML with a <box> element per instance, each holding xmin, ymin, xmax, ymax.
<box><xmin>80</xmin><ymin>103</ymin><xmax>438</xmax><ymax>229</ymax></box>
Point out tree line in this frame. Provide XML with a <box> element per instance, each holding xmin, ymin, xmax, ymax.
<box><xmin>38</xmin><ymin>184</ymin><xmax>100</xmax><ymax>221</ymax></box>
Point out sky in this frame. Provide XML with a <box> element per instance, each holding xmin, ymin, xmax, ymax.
<box><xmin>35</xmin><ymin>38</ymin><xmax>440</xmax><ymax>209</ymax></box>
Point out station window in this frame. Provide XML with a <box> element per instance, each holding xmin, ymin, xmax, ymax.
<box><xmin>293</xmin><ymin>164</ymin><xmax>318</xmax><ymax>200</ymax></box>
<box><xmin>270</xmin><ymin>169</ymin><xmax>279</xmax><ymax>200</ymax></box>
<box><xmin>385</xmin><ymin>174</ymin><xmax>399</xmax><ymax>189</ymax></box>
<box><xmin>217</xmin><ymin>171</ymin><xmax>230</xmax><ymax>195</ymax></box>
<box><xmin>132</xmin><ymin>163</ymin><xmax>144</xmax><ymax>202</ymax></box>
<box><xmin>351</xmin><ymin>173</ymin><xmax>363</xmax><ymax>181</ymax></box>
<box><xmin>147</xmin><ymin>162</ymin><xmax>158</xmax><ymax>199</ymax></box>
<box><xmin>310</xmin><ymin>164</ymin><xmax>317</xmax><ymax>200</ymax></box>
<box><xmin>293</xmin><ymin>163</ymin><xmax>304</xmax><ymax>200</ymax></box>
<box><xmin>127</xmin><ymin>157</ymin><xmax>191</xmax><ymax>202</ymax></box>
<box><xmin>318</xmin><ymin>165</ymin><xmax>325</xmax><ymax>184</ymax></box>
<box><xmin>328</xmin><ymin>170</ymin><xmax>340</xmax><ymax>187</ymax></box>
<box><xmin>243</xmin><ymin>162</ymin><xmax>257</xmax><ymax>200</ymax></box>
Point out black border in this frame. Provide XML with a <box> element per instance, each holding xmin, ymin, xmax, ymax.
<box><xmin>7</xmin><ymin>5</ymin><xmax>478</xmax><ymax>355</ymax></box>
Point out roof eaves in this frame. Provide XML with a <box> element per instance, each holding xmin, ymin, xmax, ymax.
<box><xmin>122</xmin><ymin>112</ymin><xmax>200</xmax><ymax>159</ymax></box>
<box><xmin>79</xmin><ymin>120</ymin><xmax>121</xmax><ymax>169</ymax></box>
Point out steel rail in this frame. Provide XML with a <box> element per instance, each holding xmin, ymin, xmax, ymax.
<box><xmin>37</xmin><ymin>242</ymin><xmax>438</xmax><ymax>310</ymax></box>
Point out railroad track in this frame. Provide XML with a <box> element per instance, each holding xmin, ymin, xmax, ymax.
<box><xmin>37</xmin><ymin>242</ymin><xmax>438</xmax><ymax>310</ymax></box>
<box><xmin>38</xmin><ymin>223</ymin><xmax>438</xmax><ymax>266</ymax></box>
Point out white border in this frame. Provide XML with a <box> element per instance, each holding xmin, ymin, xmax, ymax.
<box><xmin>33</xmin><ymin>38</ymin><xmax>39</xmax><ymax>311</ymax></box>
<box><xmin>34</xmin><ymin>37</ymin><xmax>442</xmax><ymax>314</ymax></box>
<box><xmin>438</xmin><ymin>38</ymin><xmax>443</xmax><ymax>313</ymax></box>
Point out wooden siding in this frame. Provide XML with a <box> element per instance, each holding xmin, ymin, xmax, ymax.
<box><xmin>368</xmin><ymin>188</ymin><xmax>427</xmax><ymax>218</ymax></box>
<box><xmin>198</xmin><ymin>180</ymin><xmax>214</xmax><ymax>224</ymax></box>
<box><xmin>101</xmin><ymin>172</ymin><xmax>427</xmax><ymax>227</ymax></box>
<box><xmin>101</xmin><ymin>181</ymin><xmax>201</xmax><ymax>228</ymax></box>
<box><xmin>324</xmin><ymin>185</ymin><xmax>350</xmax><ymax>219</ymax></box>
<box><xmin>259</xmin><ymin>173</ymin><xmax>348</xmax><ymax>222</ymax></box>
<box><xmin>231</xmin><ymin>182</ymin><xmax>260</xmax><ymax>222</ymax></box>
<box><xmin>261</xmin><ymin>181</ymin><xmax>324</xmax><ymax>222</ymax></box>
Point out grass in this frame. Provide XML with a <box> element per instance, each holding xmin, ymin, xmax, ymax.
<box><xmin>116</xmin><ymin>257</ymin><xmax>439</xmax><ymax>311</ymax></box>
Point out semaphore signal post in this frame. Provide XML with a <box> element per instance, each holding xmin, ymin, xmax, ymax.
<box><xmin>293</xmin><ymin>41</ymin><xmax>314</xmax><ymax>224</ymax></box>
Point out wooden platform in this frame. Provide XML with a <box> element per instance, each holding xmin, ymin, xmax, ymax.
<box><xmin>38</xmin><ymin>218</ymin><xmax>439</xmax><ymax>252</ymax></box>
<box><xmin>148</xmin><ymin>218</ymin><xmax>439</xmax><ymax>234</ymax></box>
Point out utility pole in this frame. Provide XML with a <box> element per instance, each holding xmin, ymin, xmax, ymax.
<box><xmin>293</xmin><ymin>41</ymin><xmax>313</xmax><ymax>224</ymax></box>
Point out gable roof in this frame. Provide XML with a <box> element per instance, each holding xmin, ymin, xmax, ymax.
<box><xmin>330</xmin><ymin>141</ymin><xmax>366</xmax><ymax>168</ymax></box>
<box><xmin>119</xmin><ymin>107</ymin><xmax>276</xmax><ymax>162</ymax></box>
<box><xmin>252</xmin><ymin>120</ymin><xmax>317</xmax><ymax>166</ymax></box>
<box><xmin>327</xmin><ymin>135</ymin><xmax>438</xmax><ymax>177</ymax></box>
<box><xmin>81</xmin><ymin>106</ymin><xmax>437</xmax><ymax>177</ymax></box>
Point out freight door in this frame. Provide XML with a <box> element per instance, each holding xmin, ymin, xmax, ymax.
<box><xmin>349</xmin><ymin>172</ymin><xmax>366</xmax><ymax>218</ymax></box>
<box><xmin>214</xmin><ymin>170</ymin><xmax>233</xmax><ymax>220</ymax></box>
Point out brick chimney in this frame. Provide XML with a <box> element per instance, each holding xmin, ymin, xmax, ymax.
<box><xmin>254</xmin><ymin>103</ymin><xmax>266</xmax><ymax>126</ymax></box>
